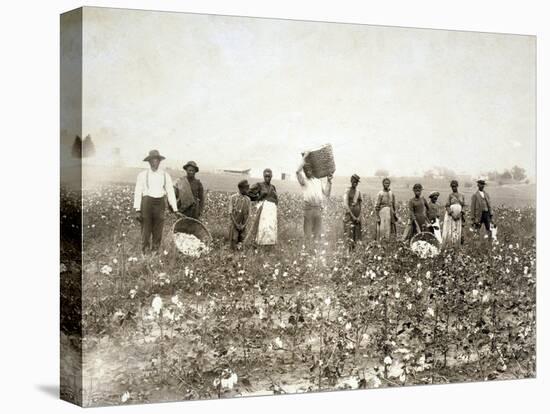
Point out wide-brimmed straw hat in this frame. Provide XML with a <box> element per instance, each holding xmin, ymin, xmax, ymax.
<box><xmin>429</xmin><ymin>191</ymin><xmax>440</xmax><ymax>198</ymax></box>
<box><xmin>143</xmin><ymin>149</ymin><xmax>166</xmax><ymax>162</ymax></box>
<box><xmin>183</xmin><ymin>161</ymin><xmax>199</xmax><ymax>172</ymax></box>
<box><xmin>351</xmin><ymin>174</ymin><xmax>360</xmax><ymax>182</ymax></box>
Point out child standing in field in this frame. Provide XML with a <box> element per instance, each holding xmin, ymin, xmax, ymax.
<box><xmin>402</xmin><ymin>183</ymin><xmax>431</xmax><ymax>243</ymax></box>
<box><xmin>375</xmin><ymin>177</ymin><xmax>398</xmax><ymax>241</ymax></box>
<box><xmin>427</xmin><ymin>191</ymin><xmax>442</xmax><ymax>243</ymax></box>
<box><xmin>343</xmin><ymin>174</ymin><xmax>362</xmax><ymax>250</ymax></box>
<box><xmin>229</xmin><ymin>180</ymin><xmax>252</xmax><ymax>250</ymax></box>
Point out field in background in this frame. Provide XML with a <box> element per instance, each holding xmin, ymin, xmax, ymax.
<box><xmin>82</xmin><ymin>165</ymin><xmax>536</xmax><ymax>208</ymax></box>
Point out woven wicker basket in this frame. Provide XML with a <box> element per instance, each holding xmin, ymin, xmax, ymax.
<box><xmin>172</xmin><ymin>216</ymin><xmax>212</xmax><ymax>244</ymax></box>
<box><xmin>410</xmin><ymin>231</ymin><xmax>441</xmax><ymax>249</ymax></box>
<box><xmin>303</xmin><ymin>144</ymin><xmax>336</xmax><ymax>179</ymax></box>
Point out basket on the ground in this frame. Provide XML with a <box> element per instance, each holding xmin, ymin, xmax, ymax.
<box><xmin>303</xmin><ymin>144</ymin><xmax>336</xmax><ymax>179</ymax></box>
<box><xmin>172</xmin><ymin>216</ymin><xmax>212</xmax><ymax>255</ymax></box>
<box><xmin>410</xmin><ymin>231</ymin><xmax>441</xmax><ymax>258</ymax></box>
<box><xmin>410</xmin><ymin>231</ymin><xmax>440</xmax><ymax>248</ymax></box>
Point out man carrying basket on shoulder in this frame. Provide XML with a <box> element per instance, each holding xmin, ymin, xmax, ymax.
<box><xmin>296</xmin><ymin>151</ymin><xmax>333</xmax><ymax>247</ymax></box>
<box><xmin>133</xmin><ymin>150</ymin><xmax>179</xmax><ymax>254</ymax></box>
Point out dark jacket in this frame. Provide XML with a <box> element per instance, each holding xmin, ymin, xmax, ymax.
<box><xmin>470</xmin><ymin>191</ymin><xmax>492</xmax><ymax>223</ymax></box>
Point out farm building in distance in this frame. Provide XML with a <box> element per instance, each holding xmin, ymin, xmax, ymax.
<box><xmin>216</xmin><ymin>168</ymin><xmax>251</xmax><ymax>176</ymax></box>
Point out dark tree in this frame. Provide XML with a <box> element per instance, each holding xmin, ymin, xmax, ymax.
<box><xmin>71</xmin><ymin>135</ymin><xmax>82</xmax><ymax>158</ymax></box>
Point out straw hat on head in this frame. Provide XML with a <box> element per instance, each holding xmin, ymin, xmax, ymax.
<box><xmin>351</xmin><ymin>174</ymin><xmax>360</xmax><ymax>182</ymax></box>
<box><xmin>183</xmin><ymin>161</ymin><xmax>199</xmax><ymax>172</ymax></box>
<box><xmin>477</xmin><ymin>179</ymin><xmax>486</xmax><ymax>185</ymax></box>
<box><xmin>429</xmin><ymin>191</ymin><xmax>440</xmax><ymax>199</ymax></box>
<box><xmin>143</xmin><ymin>149</ymin><xmax>166</xmax><ymax>162</ymax></box>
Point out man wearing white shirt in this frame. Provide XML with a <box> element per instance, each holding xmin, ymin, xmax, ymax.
<box><xmin>134</xmin><ymin>150</ymin><xmax>178</xmax><ymax>253</ymax></box>
<box><xmin>296</xmin><ymin>151</ymin><xmax>333</xmax><ymax>245</ymax></box>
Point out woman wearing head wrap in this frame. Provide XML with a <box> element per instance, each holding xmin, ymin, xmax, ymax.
<box><xmin>402</xmin><ymin>183</ymin><xmax>431</xmax><ymax>243</ymax></box>
<box><xmin>375</xmin><ymin>177</ymin><xmax>398</xmax><ymax>241</ymax></box>
<box><xmin>441</xmin><ymin>180</ymin><xmax>465</xmax><ymax>248</ymax></box>
<box><xmin>246</xmin><ymin>168</ymin><xmax>278</xmax><ymax>246</ymax></box>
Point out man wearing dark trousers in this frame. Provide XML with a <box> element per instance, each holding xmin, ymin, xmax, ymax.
<box><xmin>470</xmin><ymin>179</ymin><xmax>493</xmax><ymax>239</ymax></box>
<box><xmin>133</xmin><ymin>150</ymin><xmax>178</xmax><ymax>253</ymax></box>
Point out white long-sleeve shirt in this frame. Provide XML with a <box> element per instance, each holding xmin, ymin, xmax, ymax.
<box><xmin>133</xmin><ymin>168</ymin><xmax>178</xmax><ymax>211</ymax></box>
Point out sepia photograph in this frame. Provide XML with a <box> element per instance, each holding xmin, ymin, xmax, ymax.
<box><xmin>60</xmin><ymin>6</ymin><xmax>536</xmax><ymax>407</ymax></box>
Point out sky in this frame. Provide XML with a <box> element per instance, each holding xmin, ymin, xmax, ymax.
<box><xmin>65</xmin><ymin>7</ymin><xmax>536</xmax><ymax>178</ymax></box>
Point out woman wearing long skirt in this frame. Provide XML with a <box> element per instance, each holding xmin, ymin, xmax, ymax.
<box><xmin>246</xmin><ymin>168</ymin><xmax>278</xmax><ymax>246</ymax></box>
<box><xmin>375</xmin><ymin>178</ymin><xmax>398</xmax><ymax>241</ymax></box>
<box><xmin>441</xmin><ymin>180</ymin><xmax>465</xmax><ymax>248</ymax></box>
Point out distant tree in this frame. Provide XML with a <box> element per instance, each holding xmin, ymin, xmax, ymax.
<box><xmin>511</xmin><ymin>165</ymin><xmax>527</xmax><ymax>181</ymax></box>
<box><xmin>374</xmin><ymin>168</ymin><xmax>389</xmax><ymax>177</ymax></box>
<box><xmin>71</xmin><ymin>135</ymin><xmax>82</xmax><ymax>158</ymax></box>
<box><xmin>82</xmin><ymin>134</ymin><xmax>96</xmax><ymax>158</ymax></box>
<box><xmin>500</xmin><ymin>169</ymin><xmax>512</xmax><ymax>180</ymax></box>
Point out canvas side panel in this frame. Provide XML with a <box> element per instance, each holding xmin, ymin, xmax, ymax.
<box><xmin>60</xmin><ymin>7</ymin><xmax>83</xmax><ymax>407</ymax></box>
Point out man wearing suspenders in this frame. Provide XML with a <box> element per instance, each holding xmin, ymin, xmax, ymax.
<box><xmin>133</xmin><ymin>150</ymin><xmax>178</xmax><ymax>254</ymax></box>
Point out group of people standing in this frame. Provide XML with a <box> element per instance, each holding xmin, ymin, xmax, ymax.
<box><xmin>342</xmin><ymin>176</ymin><xmax>494</xmax><ymax>250</ymax></box>
<box><xmin>133</xmin><ymin>148</ymin><xmax>494</xmax><ymax>254</ymax></box>
<box><xmin>133</xmin><ymin>150</ymin><xmax>205</xmax><ymax>253</ymax></box>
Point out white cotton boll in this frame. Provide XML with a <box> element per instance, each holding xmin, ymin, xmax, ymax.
<box><xmin>411</xmin><ymin>241</ymin><xmax>439</xmax><ymax>258</ymax></box>
<box><xmin>384</xmin><ymin>356</ymin><xmax>392</xmax><ymax>365</ymax></box>
<box><xmin>324</xmin><ymin>297</ymin><xmax>331</xmax><ymax>306</ymax></box>
<box><xmin>174</xmin><ymin>233</ymin><xmax>209</xmax><ymax>257</ymax></box>
<box><xmin>274</xmin><ymin>337</ymin><xmax>283</xmax><ymax>349</ymax></box>
<box><xmin>427</xmin><ymin>307</ymin><xmax>435</xmax><ymax>317</ymax></box>
<box><xmin>152</xmin><ymin>296</ymin><xmax>163</xmax><ymax>314</ymax></box>
<box><xmin>121</xmin><ymin>391</ymin><xmax>130</xmax><ymax>403</ymax></box>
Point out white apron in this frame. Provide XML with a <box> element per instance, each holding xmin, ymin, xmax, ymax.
<box><xmin>256</xmin><ymin>201</ymin><xmax>278</xmax><ymax>245</ymax></box>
